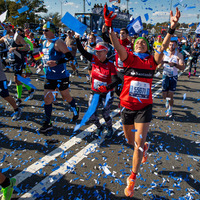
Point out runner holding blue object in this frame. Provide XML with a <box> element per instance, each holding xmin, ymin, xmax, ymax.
<box><xmin>103</xmin><ymin>3</ymin><xmax>181</xmax><ymax>197</ymax></box>
<box><xmin>75</xmin><ymin>35</ymin><xmax>120</xmax><ymax>139</ymax></box>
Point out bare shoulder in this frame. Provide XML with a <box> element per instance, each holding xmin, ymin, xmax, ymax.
<box><xmin>177</xmin><ymin>52</ymin><xmax>184</xmax><ymax>59</ymax></box>
<box><xmin>55</xmin><ymin>39</ymin><xmax>65</xmax><ymax>45</ymax></box>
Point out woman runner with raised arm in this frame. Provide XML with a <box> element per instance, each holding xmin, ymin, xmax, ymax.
<box><xmin>103</xmin><ymin>4</ymin><xmax>181</xmax><ymax>197</ymax></box>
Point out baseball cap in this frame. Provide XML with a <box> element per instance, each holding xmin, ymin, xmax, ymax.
<box><xmin>95</xmin><ymin>42</ymin><xmax>108</xmax><ymax>51</ymax></box>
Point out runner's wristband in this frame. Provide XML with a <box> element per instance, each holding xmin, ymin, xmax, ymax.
<box><xmin>168</xmin><ymin>28</ymin><xmax>175</xmax><ymax>35</ymax></box>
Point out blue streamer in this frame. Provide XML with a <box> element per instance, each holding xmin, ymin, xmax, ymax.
<box><xmin>18</xmin><ymin>6</ymin><xmax>29</xmax><ymax>14</ymax></box>
<box><xmin>17</xmin><ymin>75</ymin><xmax>37</xmax><ymax>89</ymax></box>
<box><xmin>104</xmin><ymin>91</ymin><xmax>111</xmax><ymax>108</ymax></box>
<box><xmin>74</xmin><ymin>94</ymin><xmax>100</xmax><ymax>132</ymax></box>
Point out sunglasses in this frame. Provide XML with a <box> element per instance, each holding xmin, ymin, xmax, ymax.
<box><xmin>42</xmin><ymin>29</ymin><xmax>49</xmax><ymax>32</ymax></box>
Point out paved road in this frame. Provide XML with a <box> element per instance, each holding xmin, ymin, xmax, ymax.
<box><xmin>0</xmin><ymin>56</ymin><xmax>200</xmax><ymax>200</ymax></box>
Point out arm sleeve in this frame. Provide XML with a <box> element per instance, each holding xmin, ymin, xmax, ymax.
<box><xmin>56</xmin><ymin>52</ymin><xmax>74</xmax><ymax>65</ymax></box>
<box><xmin>76</xmin><ymin>38</ymin><xmax>93</xmax><ymax>61</ymax></box>
<box><xmin>102</xmin><ymin>32</ymin><xmax>111</xmax><ymax>44</ymax></box>
<box><xmin>106</xmin><ymin>75</ymin><xmax>122</xmax><ymax>90</ymax></box>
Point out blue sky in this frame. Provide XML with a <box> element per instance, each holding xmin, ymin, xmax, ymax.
<box><xmin>43</xmin><ymin>0</ymin><xmax>200</xmax><ymax>24</ymax></box>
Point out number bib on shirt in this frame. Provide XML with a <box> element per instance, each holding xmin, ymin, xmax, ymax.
<box><xmin>163</xmin><ymin>64</ymin><xmax>173</xmax><ymax>77</ymax></box>
<box><xmin>117</xmin><ymin>58</ymin><xmax>123</xmax><ymax>68</ymax></box>
<box><xmin>93</xmin><ymin>79</ymin><xmax>107</xmax><ymax>90</ymax></box>
<box><xmin>42</xmin><ymin>48</ymin><xmax>50</xmax><ymax>65</ymax></box>
<box><xmin>129</xmin><ymin>81</ymin><xmax>150</xmax><ymax>99</ymax></box>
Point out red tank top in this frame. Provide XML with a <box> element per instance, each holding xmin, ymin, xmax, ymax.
<box><xmin>120</xmin><ymin>52</ymin><xmax>157</xmax><ymax>110</ymax></box>
<box><xmin>91</xmin><ymin>55</ymin><xmax>117</xmax><ymax>93</ymax></box>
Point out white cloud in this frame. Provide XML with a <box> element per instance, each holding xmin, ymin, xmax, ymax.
<box><xmin>181</xmin><ymin>13</ymin><xmax>198</xmax><ymax>18</ymax></box>
<box><xmin>152</xmin><ymin>11</ymin><xmax>169</xmax><ymax>16</ymax></box>
<box><xmin>64</xmin><ymin>2</ymin><xmax>79</xmax><ymax>8</ymax></box>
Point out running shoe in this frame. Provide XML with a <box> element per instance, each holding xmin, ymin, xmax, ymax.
<box><xmin>166</xmin><ymin>109</ymin><xmax>172</xmax><ymax>117</ymax></box>
<box><xmin>124</xmin><ymin>175</ymin><xmax>136</xmax><ymax>197</ymax></box>
<box><xmin>12</xmin><ymin>107</ymin><xmax>22</xmax><ymax>121</ymax></box>
<box><xmin>95</xmin><ymin>126</ymin><xmax>104</xmax><ymax>137</ymax></box>
<box><xmin>142</xmin><ymin>142</ymin><xmax>150</xmax><ymax>163</ymax></box>
<box><xmin>193</xmin><ymin>72</ymin><xmax>196</xmax><ymax>76</ymax></box>
<box><xmin>39</xmin><ymin>122</ymin><xmax>53</xmax><ymax>133</ymax></box>
<box><xmin>28</xmin><ymin>89</ymin><xmax>35</xmax><ymax>100</ymax></box>
<box><xmin>1</xmin><ymin>178</ymin><xmax>16</xmax><ymax>200</ymax></box>
<box><xmin>16</xmin><ymin>99</ymin><xmax>22</xmax><ymax>107</ymax></box>
<box><xmin>72</xmin><ymin>107</ymin><xmax>79</xmax><ymax>121</ymax></box>
<box><xmin>105</xmin><ymin>127</ymin><xmax>113</xmax><ymax>140</ymax></box>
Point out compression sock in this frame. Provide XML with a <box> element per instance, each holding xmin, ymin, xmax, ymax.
<box><xmin>44</xmin><ymin>104</ymin><xmax>52</xmax><ymax>124</ymax></box>
<box><xmin>23</xmin><ymin>83</ymin><xmax>32</xmax><ymax>91</ymax></box>
<box><xmin>130</xmin><ymin>171</ymin><xmax>137</xmax><ymax>180</ymax></box>
<box><xmin>16</xmin><ymin>85</ymin><xmax>22</xmax><ymax>99</ymax></box>
<box><xmin>69</xmin><ymin>98</ymin><xmax>78</xmax><ymax>115</ymax></box>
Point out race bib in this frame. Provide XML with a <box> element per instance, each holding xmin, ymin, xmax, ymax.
<box><xmin>93</xmin><ymin>79</ymin><xmax>107</xmax><ymax>90</ymax></box>
<box><xmin>163</xmin><ymin>64</ymin><xmax>173</xmax><ymax>77</ymax></box>
<box><xmin>117</xmin><ymin>58</ymin><xmax>123</xmax><ymax>68</ymax></box>
<box><xmin>129</xmin><ymin>81</ymin><xmax>150</xmax><ymax>99</ymax></box>
<box><xmin>42</xmin><ymin>48</ymin><xmax>50</xmax><ymax>64</ymax></box>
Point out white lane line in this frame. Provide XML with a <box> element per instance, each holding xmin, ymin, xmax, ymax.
<box><xmin>13</xmin><ymin>108</ymin><xmax>120</xmax><ymax>183</ymax></box>
<box><xmin>13</xmin><ymin>74</ymin><xmax>164</xmax><ymax>184</ymax></box>
<box><xmin>18</xmin><ymin>120</ymin><xmax>122</xmax><ymax>199</ymax></box>
<box><xmin>188</xmin><ymin>155</ymin><xmax>200</xmax><ymax>160</ymax></box>
<box><xmin>14</xmin><ymin>66</ymin><xmax>188</xmax><ymax>193</ymax></box>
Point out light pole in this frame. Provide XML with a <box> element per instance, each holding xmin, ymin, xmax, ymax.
<box><xmin>126</xmin><ymin>0</ymin><xmax>129</xmax><ymax>11</ymax></box>
<box><xmin>59</xmin><ymin>0</ymin><xmax>63</xmax><ymax>19</ymax></box>
<box><xmin>83</xmin><ymin>0</ymin><xmax>85</xmax><ymax>13</ymax></box>
<box><xmin>59</xmin><ymin>0</ymin><xmax>64</xmax><ymax>30</ymax></box>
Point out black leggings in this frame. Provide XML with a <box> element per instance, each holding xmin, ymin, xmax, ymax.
<box><xmin>189</xmin><ymin>59</ymin><xmax>197</xmax><ymax>73</ymax></box>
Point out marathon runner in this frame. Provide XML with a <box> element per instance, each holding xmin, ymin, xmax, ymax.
<box><xmin>38</xmin><ymin>22</ymin><xmax>79</xmax><ymax>133</ymax></box>
<box><xmin>103</xmin><ymin>4</ymin><xmax>181</xmax><ymax>197</ymax></box>
<box><xmin>0</xmin><ymin>23</ymin><xmax>33</xmax><ymax>106</ymax></box>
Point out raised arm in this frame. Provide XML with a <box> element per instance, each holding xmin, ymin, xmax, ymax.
<box><xmin>154</xmin><ymin>7</ymin><xmax>181</xmax><ymax>64</ymax></box>
<box><xmin>103</xmin><ymin>3</ymin><xmax>127</xmax><ymax>61</ymax></box>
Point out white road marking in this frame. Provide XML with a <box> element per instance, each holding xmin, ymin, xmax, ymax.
<box><xmin>18</xmin><ymin>120</ymin><xmax>122</xmax><ymax>199</ymax></box>
<box><xmin>15</xmin><ymin>65</ymin><xmax>190</xmax><ymax>198</ymax></box>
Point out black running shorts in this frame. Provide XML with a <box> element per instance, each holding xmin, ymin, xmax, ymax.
<box><xmin>44</xmin><ymin>77</ymin><xmax>70</xmax><ymax>91</ymax></box>
<box><xmin>121</xmin><ymin>104</ymin><xmax>152</xmax><ymax>125</ymax></box>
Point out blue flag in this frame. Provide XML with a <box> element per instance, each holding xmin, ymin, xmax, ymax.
<box><xmin>74</xmin><ymin>94</ymin><xmax>100</xmax><ymax>132</ymax></box>
<box><xmin>18</xmin><ymin>6</ymin><xmax>29</xmax><ymax>14</ymax></box>
<box><xmin>195</xmin><ymin>23</ymin><xmax>200</xmax><ymax>34</ymax></box>
<box><xmin>127</xmin><ymin>16</ymin><xmax>143</xmax><ymax>36</ymax></box>
<box><xmin>61</xmin><ymin>12</ymin><xmax>87</xmax><ymax>36</ymax></box>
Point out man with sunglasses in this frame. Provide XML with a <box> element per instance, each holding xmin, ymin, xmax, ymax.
<box><xmin>0</xmin><ymin>22</ymin><xmax>31</xmax><ymax>107</ymax></box>
<box><xmin>38</xmin><ymin>22</ymin><xmax>79</xmax><ymax>133</ymax></box>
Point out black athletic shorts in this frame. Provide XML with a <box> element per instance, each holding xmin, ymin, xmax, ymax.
<box><xmin>0</xmin><ymin>80</ymin><xmax>9</xmax><ymax>98</ymax></box>
<box><xmin>14</xmin><ymin>63</ymin><xmax>24</xmax><ymax>76</ymax></box>
<box><xmin>121</xmin><ymin>104</ymin><xmax>152</xmax><ymax>125</ymax></box>
<box><xmin>44</xmin><ymin>77</ymin><xmax>70</xmax><ymax>91</ymax></box>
